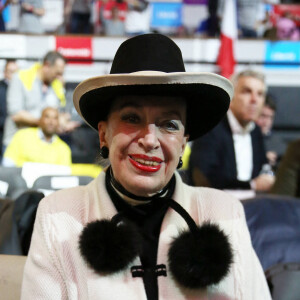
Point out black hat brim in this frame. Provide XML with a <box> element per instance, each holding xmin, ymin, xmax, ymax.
<box><xmin>74</xmin><ymin>72</ymin><xmax>233</xmax><ymax>141</ymax></box>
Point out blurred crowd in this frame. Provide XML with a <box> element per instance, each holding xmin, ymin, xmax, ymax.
<box><xmin>197</xmin><ymin>0</ymin><xmax>300</xmax><ymax>40</ymax></box>
<box><xmin>1</xmin><ymin>50</ymin><xmax>299</xmax><ymax>200</ymax></box>
<box><xmin>0</xmin><ymin>53</ymin><xmax>101</xmax><ymax>170</ymax></box>
<box><xmin>1</xmin><ymin>0</ymin><xmax>300</xmax><ymax>39</ymax></box>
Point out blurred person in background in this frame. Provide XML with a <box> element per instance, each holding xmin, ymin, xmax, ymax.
<box><xmin>19</xmin><ymin>0</ymin><xmax>45</xmax><ymax>34</ymax></box>
<box><xmin>189</xmin><ymin>70</ymin><xmax>275</xmax><ymax>192</ymax></box>
<box><xmin>256</xmin><ymin>95</ymin><xmax>276</xmax><ymax>139</ymax></box>
<box><xmin>3</xmin><ymin>51</ymin><xmax>78</xmax><ymax>150</ymax></box>
<box><xmin>276</xmin><ymin>11</ymin><xmax>300</xmax><ymax>40</ymax></box>
<box><xmin>102</xmin><ymin>2</ymin><xmax>126</xmax><ymax>36</ymax></box>
<box><xmin>96</xmin><ymin>0</ymin><xmax>127</xmax><ymax>35</ymax></box>
<box><xmin>256</xmin><ymin>93</ymin><xmax>285</xmax><ymax>169</ymax></box>
<box><xmin>0</xmin><ymin>59</ymin><xmax>18</xmax><ymax>160</ymax></box>
<box><xmin>195</xmin><ymin>0</ymin><xmax>220</xmax><ymax>37</ymax></box>
<box><xmin>271</xmin><ymin>139</ymin><xmax>300</xmax><ymax>197</ymax></box>
<box><xmin>3</xmin><ymin>107</ymin><xmax>71</xmax><ymax>167</ymax></box>
<box><xmin>125</xmin><ymin>0</ymin><xmax>151</xmax><ymax>36</ymax></box>
<box><xmin>206</xmin><ymin>0</ymin><xmax>220</xmax><ymax>37</ymax></box>
<box><xmin>237</xmin><ymin>0</ymin><xmax>264</xmax><ymax>38</ymax></box>
<box><xmin>218</xmin><ymin>0</ymin><xmax>264</xmax><ymax>38</ymax></box>
<box><xmin>64</xmin><ymin>0</ymin><xmax>93</xmax><ymax>34</ymax></box>
<box><xmin>0</xmin><ymin>0</ymin><xmax>12</xmax><ymax>32</ymax></box>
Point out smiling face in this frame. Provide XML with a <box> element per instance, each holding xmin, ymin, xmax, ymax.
<box><xmin>98</xmin><ymin>95</ymin><xmax>188</xmax><ymax>197</ymax></box>
<box><xmin>230</xmin><ymin>76</ymin><xmax>266</xmax><ymax>128</ymax></box>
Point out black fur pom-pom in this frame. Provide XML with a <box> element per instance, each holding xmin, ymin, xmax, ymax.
<box><xmin>79</xmin><ymin>219</ymin><xmax>142</xmax><ymax>274</ymax></box>
<box><xmin>168</xmin><ymin>223</ymin><xmax>233</xmax><ymax>289</ymax></box>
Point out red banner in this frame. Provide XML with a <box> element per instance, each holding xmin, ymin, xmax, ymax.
<box><xmin>55</xmin><ymin>37</ymin><xmax>93</xmax><ymax>64</ymax></box>
<box><xmin>270</xmin><ymin>5</ymin><xmax>300</xmax><ymax>27</ymax></box>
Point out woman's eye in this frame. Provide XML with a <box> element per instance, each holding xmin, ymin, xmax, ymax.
<box><xmin>121</xmin><ymin>114</ymin><xmax>140</xmax><ymax>124</ymax></box>
<box><xmin>161</xmin><ymin>120</ymin><xmax>180</xmax><ymax>131</ymax></box>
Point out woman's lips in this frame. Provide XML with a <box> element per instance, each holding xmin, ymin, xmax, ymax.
<box><xmin>129</xmin><ymin>154</ymin><xmax>162</xmax><ymax>173</ymax></box>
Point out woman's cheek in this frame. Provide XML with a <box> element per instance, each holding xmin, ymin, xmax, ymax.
<box><xmin>161</xmin><ymin>141</ymin><xmax>180</xmax><ymax>166</ymax></box>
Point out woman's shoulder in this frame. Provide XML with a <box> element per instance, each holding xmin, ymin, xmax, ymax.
<box><xmin>38</xmin><ymin>185</ymin><xmax>90</xmax><ymax>213</ymax></box>
<box><xmin>183</xmin><ymin>184</ymin><xmax>244</xmax><ymax>220</ymax></box>
<box><xmin>183</xmin><ymin>183</ymin><xmax>240</xmax><ymax>203</ymax></box>
<box><xmin>37</xmin><ymin>177</ymin><xmax>99</xmax><ymax>216</ymax></box>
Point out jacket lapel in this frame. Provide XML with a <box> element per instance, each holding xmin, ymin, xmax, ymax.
<box><xmin>224</xmin><ymin>117</ymin><xmax>238</xmax><ymax>178</ymax></box>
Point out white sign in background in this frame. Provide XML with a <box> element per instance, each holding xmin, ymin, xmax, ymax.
<box><xmin>0</xmin><ymin>35</ymin><xmax>26</xmax><ymax>58</ymax></box>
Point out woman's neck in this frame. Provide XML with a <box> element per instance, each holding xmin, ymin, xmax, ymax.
<box><xmin>107</xmin><ymin>166</ymin><xmax>175</xmax><ymax>205</ymax></box>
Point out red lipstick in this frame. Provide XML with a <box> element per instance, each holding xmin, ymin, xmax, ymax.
<box><xmin>129</xmin><ymin>154</ymin><xmax>162</xmax><ymax>173</ymax></box>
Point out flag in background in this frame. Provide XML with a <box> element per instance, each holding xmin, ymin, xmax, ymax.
<box><xmin>217</xmin><ymin>0</ymin><xmax>237</xmax><ymax>78</ymax></box>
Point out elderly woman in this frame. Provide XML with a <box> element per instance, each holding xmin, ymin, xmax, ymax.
<box><xmin>21</xmin><ymin>34</ymin><xmax>271</xmax><ymax>299</ymax></box>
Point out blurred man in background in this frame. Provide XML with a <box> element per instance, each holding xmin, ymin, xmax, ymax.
<box><xmin>189</xmin><ymin>69</ymin><xmax>275</xmax><ymax>192</ymax></box>
<box><xmin>64</xmin><ymin>0</ymin><xmax>93</xmax><ymax>34</ymax></box>
<box><xmin>19</xmin><ymin>0</ymin><xmax>45</xmax><ymax>34</ymax></box>
<box><xmin>0</xmin><ymin>59</ymin><xmax>18</xmax><ymax>159</ymax></box>
<box><xmin>3</xmin><ymin>51</ymin><xmax>78</xmax><ymax>149</ymax></box>
<box><xmin>0</xmin><ymin>0</ymin><xmax>13</xmax><ymax>32</ymax></box>
<box><xmin>3</xmin><ymin>107</ymin><xmax>71</xmax><ymax>167</ymax></box>
<box><xmin>256</xmin><ymin>93</ymin><xmax>283</xmax><ymax>168</ymax></box>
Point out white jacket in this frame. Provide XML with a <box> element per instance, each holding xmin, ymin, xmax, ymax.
<box><xmin>21</xmin><ymin>171</ymin><xmax>271</xmax><ymax>299</ymax></box>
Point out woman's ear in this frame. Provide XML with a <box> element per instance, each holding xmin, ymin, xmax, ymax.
<box><xmin>98</xmin><ymin>121</ymin><xmax>108</xmax><ymax>147</ymax></box>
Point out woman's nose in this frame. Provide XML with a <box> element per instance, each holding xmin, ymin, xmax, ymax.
<box><xmin>138</xmin><ymin>124</ymin><xmax>160</xmax><ymax>151</ymax></box>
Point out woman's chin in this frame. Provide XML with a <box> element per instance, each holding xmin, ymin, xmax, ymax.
<box><xmin>114</xmin><ymin>162</ymin><xmax>172</xmax><ymax>196</ymax></box>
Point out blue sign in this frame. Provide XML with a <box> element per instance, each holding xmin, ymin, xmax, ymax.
<box><xmin>151</xmin><ymin>2</ymin><xmax>182</xmax><ymax>27</ymax></box>
<box><xmin>2</xmin><ymin>6</ymin><xmax>10</xmax><ymax>23</ymax></box>
<box><xmin>265</xmin><ymin>41</ymin><xmax>300</xmax><ymax>68</ymax></box>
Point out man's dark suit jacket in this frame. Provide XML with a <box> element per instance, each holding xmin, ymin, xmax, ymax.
<box><xmin>0</xmin><ymin>79</ymin><xmax>8</xmax><ymax>156</ymax></box>
<box><xmin>189</xmin><ymin>116</ymin><xmax>267</xmax><ymax>189</ymax></box>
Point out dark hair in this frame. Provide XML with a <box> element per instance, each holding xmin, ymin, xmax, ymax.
<box><xmin>43</xmin><ymin>51</ymin><xmax>66</xmax><ymax>66</ymax></box>
<box><xmin>265</xmin><ymin>94</ymin><xmax>277</xmax><ymax>112</ymax></box>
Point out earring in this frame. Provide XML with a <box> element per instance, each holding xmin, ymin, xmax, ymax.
<box><xmin>100</xmin><ymin>146</ymin><xmax>109</xmax><ymax>159</ymax></box>
<box><xmin>177</xmin><ymin>157</ymin><xmax>183</xmax><ymax>169</ymax></box>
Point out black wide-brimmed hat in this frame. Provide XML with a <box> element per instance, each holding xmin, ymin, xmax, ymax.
<box><xmin>73</xmin><ymin>34</ymin><xmax>233</xmax><ymax>140</ymax></box>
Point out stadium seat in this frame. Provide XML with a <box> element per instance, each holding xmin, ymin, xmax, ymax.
<box><xmin>266</xmin><ymin>262</ymin><xmax>300</xmax><ymax>300</ymax></box>
<box><xmin>0</xmin><ymin>254</ymin><xmax>26</xmax><ymax>300</ymax></box>
<box><xmin>242</xmin><ymin>194</ymin><xmax>300</xmax><ymax>271</ymax></box>
<box><xmin>0</xmin><ymin>191</ymin><xmax>44</xmax><ymax>255</ymax></box>
<box><xmin>0</xmin><ymin>167</ymin><xmax>28</xmax><ymax>200</ymax></box>
<box><xmin>32</xmin><ymin>175</ymin><xmax>94</xmax><ymax>195</ymax></box>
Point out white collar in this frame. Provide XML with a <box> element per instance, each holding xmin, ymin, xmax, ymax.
<box><xmin>38</xmin><ymin>128</ymin><xmax>56</xmax><ymax>144</ymax></box>
<box><xmin>227</xmin><ymin>109</ymin><xmax>255</xmax><ymax>135</ymax></box>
